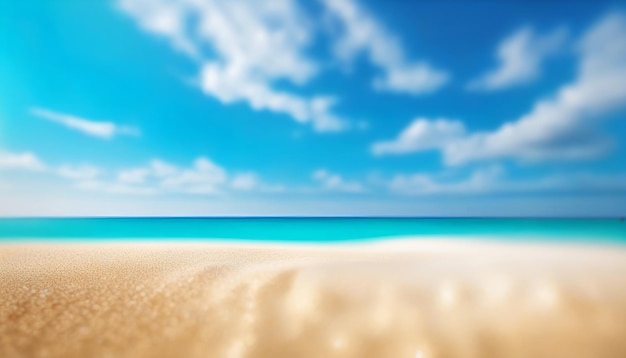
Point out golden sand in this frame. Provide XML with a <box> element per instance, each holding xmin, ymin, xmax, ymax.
<box><xmin>1</xmin><ymin>240</ymin><xmax>626</xmax><ymax>358</ymax></box>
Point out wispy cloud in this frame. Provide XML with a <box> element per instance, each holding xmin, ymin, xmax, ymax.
<box><xmin>387</xmin><ymin>166</ymin><xmax>626</xmax><ymax>196</ymax></box>
<box><xmin>89</xmin><ymin>161</ymin><xmax>368</xmax><ymax>196</ymax></box>
<box><xmin>113</xmin><ymin>158</ymin><xmax>228</xmax><ymax>195</ymax></box>
<box><xmin>322</xmin><ymin>0</ymin><xmax>449</xmax><ymax>95</ymax></box>
<box><xmin>0</xmin><ymin>151</ymin><xmax>47</xmax><ymax>171</ymax></box>
<box><xmin>3</xmin><ymin>148</ymin><xmax>626</xmax><ymax>202</ymax></box>
<box><xmin>0</xmin><ymin>149</ymin><xmax>291</xmax><ymax>197</ymax></box>
<box><xmin>229</xmin><ymin>172</ymin><xmax>260</xmax><ymax>192</ymax></box>
<box><xmin>467</xmin><ymin>26</ymin><xmax>568</xmax><ymax>91</ymax></box>
<box><xmin>118</xmin><ymin>0</ymin><xmax>347</xmax><ymax>132</ymax></box>
<box><xmin>372</xmin><ymin>118</ymin><xmax>465</xmax><ymax>156</ymax></box>
<box><xmin>388</xmin><ymin>166</ymin><xmax>504</xmax><ymax>195</ymax></box>
<box><xmin>161</xmin><ymin>158</ymin><xmax>228</xmax><ymax>194</ymax></box>
<box><xmin>31</xmin><ymin>108</ymin><xmax>140</xmax><ymax>140</ymax></box>
<box><xmin>56</xmin><ymin>165</ymin><xmax>101</xmax><ymax>180</ymax></box>
<box><xmin>312</xmin><ymin>169</ymin><xmax>366</xmax><ymax>193</ymax></box>
<box><xmin>84</xmin><ymin>157</ymin><xmax>282</xmax><ymax>196</ymax></box>
<box><xmin>0</xmin><ymin>150</ymin><xmax>104</xmax><ymax>182</ymax></box>
<box><xmin>76</xmin><ymin>180</ymin><xmax>158</xmax><ymax>196</ymax></box>
<box><xmin>374</xmin><ymin>12</ymin><xmax>626</xmax><ymax>165</ymax></box>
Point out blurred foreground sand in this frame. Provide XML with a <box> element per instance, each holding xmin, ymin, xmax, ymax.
<box><xmin>1</xmin><ymin>240</ymin><xmax>626</xmax><ymax>358</ymax></box>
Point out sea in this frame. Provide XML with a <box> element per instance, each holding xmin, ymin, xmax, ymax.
<box><xmin>0</xmin><ymin>218</ymin><xmax>625</xmax><ymax>244</ymax></box>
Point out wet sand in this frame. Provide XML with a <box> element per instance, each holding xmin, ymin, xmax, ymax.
<box><xmin>1</xmin><ymin>239</ymin><xmax>626</xmax><ymax>358</ymax></box>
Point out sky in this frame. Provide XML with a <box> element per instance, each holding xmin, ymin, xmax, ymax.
<box><xmin>1</xmin><ymin>0</ymin><xmax>626</xmax><ymax>216</ymax></box>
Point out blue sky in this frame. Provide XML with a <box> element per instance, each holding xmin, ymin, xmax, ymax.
<box><xmin>1</xmin><ymin>0</ymin><xmax>626</xmax><ymax>216</ymax></box>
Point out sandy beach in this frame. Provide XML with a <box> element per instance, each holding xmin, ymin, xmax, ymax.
<box><xmin>2</xmin><ymin>239</ymin><xmax>626</xmax><ymax>358</ymax></box>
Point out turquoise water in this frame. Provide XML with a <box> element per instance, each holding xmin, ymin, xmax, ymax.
<box><xmin>0</xmin><ymin>218</ymin><xmax>625</xmax><ymax>244</ymax></box>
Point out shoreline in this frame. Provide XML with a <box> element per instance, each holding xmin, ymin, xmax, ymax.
<box><xmin>3</xmin><ymin>233</ymin><xmax>626</xmax><ymax>247</ymax></box>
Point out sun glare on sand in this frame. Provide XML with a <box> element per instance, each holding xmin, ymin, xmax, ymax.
<box><xmin>2</xmin><ymin>240</ymin><xmax>626</xmax><ymax>358</ymax></box>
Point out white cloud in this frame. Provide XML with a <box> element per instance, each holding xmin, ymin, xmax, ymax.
<box><xmin>468</xmin><ymin>26</ymin><xmax>568</xmax><ymax>91</ymax></box>
<box><xmin>448</xmin><ymin>13</ymin><xmax>626</xmax><ymax>165</ymax></box>
<box><xmin>150</xmin><ymin>159</ymin><xmax>179</xmax><ymax>177</ymax></box>
<box><xmin>389</xmin><ymin>166</ymin><xmax>504</xmax><ymax>195</ymax></box>
<box><xmin>117</xmin><ymin>168</ymin><xmax>150</xmax><ymax>184</ymax></box>
<box><xmin>116</xmin><ymin>160</ymin><xmax>178</xmax><ymax>185</ymax></box>
<box><xmin>374</xmin><ymin>13</ymin><xmax>626</xmax><ymax>165</ymax></box>
<box><xmin>229</xmin><ymin>172</ymin><xmax>289</xmax><ymax>193</ymax></box>
<box><xmin>116</xmin><ymin>0</ymin><xmax>198</xmax><ymax>58</ymax></box>
<box><xmin>372</xmin><ymin>118</ymin><xmax>465</xmax><ymax>156</ymax></box>
<box><xmin>118</xmin><ymin>0</ymin><xmax>346</xmax><ymax>132</ymax></box>
<box><xmin>81</xmin><ymin>157</ymin><xmax>290</xmax><ymax>196</ymax></box>
<box><xmin>312</xmin><ymin>169</ymin><xmax>365</xmax><ymax>193</ymax></box>
<box><xmin>322</xmin><ymin>0</ymin><xmax>448</xmax><ymax>95</ymax></box>
<box><xmin>1</xmin><ymin>151</ymin><xmax>103</xmax><ymax>183</ymax></box>
<box><xmin>0</xmin><ymin>151</ymin><xmax>46</xmax><ymax>171</ymax></box>
<box><xmin>388</xmin><ymin>166</ymin><xmax>626</xmax><ymax>196</ymax></box>
<box><xmin>57</xmin><ymin>165</ymin><xmax>101</xmax><ymax>180</ymax></box>
<box><xmin>111</xmin><ymin>157</ymin><xmax>227</xmax><ymax>195</ymax></box>
<box><xmin>230</xmin><ymin>172</ymin><xmax>259</xmax><ymax>191</ymax></box>
<box><xmin>31</xmin><ymin>108</ymin><xmax>140</xmax><ymax>140</ymax></box>
<box><xmin>160</xmin><ymin>157</ymin><xmax>227</xmax><ymax>194</ymax></box>
<box><xmin>0</xmin><ymin>149</ymin><xmax>290</xmax><ymax>197</ymax></box>
<box><xmin>76</xmin><ymin>180</ymin><xmax>158</xmax><ymax>196</ymax></box>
